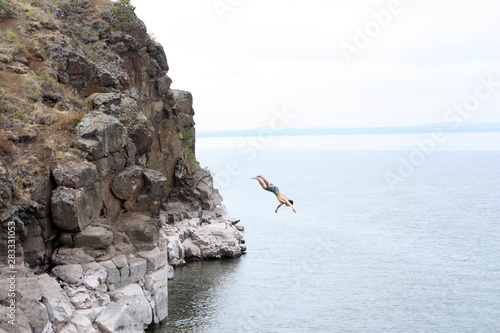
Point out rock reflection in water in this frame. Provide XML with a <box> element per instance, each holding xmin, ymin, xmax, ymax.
<box><xmin>149</xmin><ymin>258</ymin><xmax>242</xmax><ymax>333</ymax></box>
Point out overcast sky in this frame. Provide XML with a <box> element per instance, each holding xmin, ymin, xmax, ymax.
<box><xmin>133</xmin><ymin>0</ymin><xmax>500</xmax><ymax>132</ymax></box>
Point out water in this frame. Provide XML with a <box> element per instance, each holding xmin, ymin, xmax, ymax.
<box><xmin>152</xmin><ymin>149</ymin><xmax>500</xmax><ymax>333</ymax></box>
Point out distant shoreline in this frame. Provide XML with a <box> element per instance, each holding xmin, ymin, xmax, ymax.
<box><xmin>197</xmin><ymin>123</ymin><xmax>500</xmax><ymax>138</ymax></box>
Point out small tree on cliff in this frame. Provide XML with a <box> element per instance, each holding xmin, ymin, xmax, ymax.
<box><xmin>110</xmin><ymin>0</ymin><xmax>137</xmax><ymax>31</ymax></box>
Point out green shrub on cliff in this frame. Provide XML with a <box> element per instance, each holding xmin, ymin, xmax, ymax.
<box><xmin>180</xmin><ymin>127</ymin><xmax>196</xmax><ymax>166</ymax></box>
<box><xmin>22</xmin><ymin>78</ymin><xmax>41</xmax><ymax>102</ymax></box>
<box><xmin>180</xmin><ymin>127</ymin><xmax>194</xmax><ymax>146</ymax></box>
<box><xmin>110</xmin><ymin>0</ymin><xmax>136</xmax><ymax>31</ymax></box>
<box><xmin>0</xmin><ymin>0</ymin><xmax>15</xmax><ymax>18</ymax></box>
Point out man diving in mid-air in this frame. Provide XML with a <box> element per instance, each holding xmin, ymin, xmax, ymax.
<box><xmin>252</xmin><ymin>175</ymin><xmax>296</xmax><ymax>213</ymax></box>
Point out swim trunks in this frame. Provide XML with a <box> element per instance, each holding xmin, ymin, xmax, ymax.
<box><xmin>265</xmin><ymin>183</ymin><xmax>279</xmax><ymax>195</ymax></box>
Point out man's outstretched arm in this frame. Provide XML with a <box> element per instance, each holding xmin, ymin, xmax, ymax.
<box><xmin>275</xmin><ymin>203</ymin><xmax>283</xmax><ymax>213</ymax></box>
<box><xmin>285</xmin><ymin>199</ymin><xmax>297</xmax><ymax>213</ymax></box>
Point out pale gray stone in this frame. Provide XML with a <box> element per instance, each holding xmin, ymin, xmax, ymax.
<box><xmin>143</xmin><ymin>265</ymin><xmax>169</xmax><ymax>292</ymax></box>
<box><xmin>51</xmin><ymin>264</ymin><xmax>84</xmax><ymax>286</ymax></box>
<box><xmin>38</xmin><ymin>274</ymin><xmax>73</xmax><ymax>324</ymax></box>
<box><xmin>101</xmin><ymin>260</ymin><xmax>120</xmax><ymax>285</ymax></box>
<box><xmin>74</xmin><ymin>226</ymin><xmax>113</xmax><ymax>250</ymax></box>
<box><xmin>150</xmin><ymin>285</ymin><xmax>168</xmax><ymax>324</ymax></box>
<box><xmin>95</xmin><ymin>295</ymin><xmax>152</xmax><ymax>333</ymax></box>
<box><xmin>18</xmin><ymin>294</ymin><xmax>50</xmax><ymax>333</ymax></box>
<box><xmin>71</xmin><ymin>313</ymin><xmax>98</xmax><ymax>333</ymax></box>
<box><xmin>82</xmin><ymin>262</ymin><xmax>107</xmax><ymax>290</ymax></box>
<box><xmin>59</xmin><ymin>323</ymin><xmax>78</xmax><ymax>333</ymax></box>
<box><xmin>128</xmin><ymin>258</ymin><xmax>147</xmax><ymax>283</ymax></box>
<box><xmin>74</xmin><ymin>307</ymin><xmax>104</xmax><ymax>324</ymax></box>
<box><xmin>138</xmin><ymin>247</ymin><xmax>167</xmax><ymax>272</ymax></box>
<box><xmin>119</xmin><ymin>266</ymin><xmax>130</xmax><ymax>285</ymax></box>
<box><xmin>167</xmin><ymin>265</ymin><xmax>174</xmax><ymax>280</ymax></box>
<box><xmin>112</xmin><ymin>254</ymin><xmax>128</xmax><ymax>268</ymax></box>
<box><xmin>70</xmin><ymin>292</ymin><xmax>90</xmax><ymax>309</ymax></box>
<box><xmin>182</xmin><ymin>238</ymin><xmax>201</xmax><ymax>259</ymax></box>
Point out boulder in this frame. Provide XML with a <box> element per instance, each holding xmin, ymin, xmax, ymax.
<box><xmin>100</xmin><ymin>260</ymin><xmax>120</xmax><ymax>285</ymax></box>
<box><xmin>51</xmin><ymin>264</ymin><xmax>84</xmax><ymax>286</ymax></box>
<box><xmin>71</xmin><ymin>314</ymin><xmax>99</xmax><ymax>333</ymax></box>
<box><xmin>156</xmin><ymin>75</ymin><xmax>172</xmax><ymax>97</ymax></box>
<box><xmin>86</xmin><ymin>183</ymin><xmax>103</xmax><ymax>221</ymax></box>
<box><xmin>82</xmin><ymin>262</ymin><xmax>107</xmax><ymax>290</ymax></box>
<box><xmin>51</xmin><ymin>187</ymin><xmax>92</xmax><ymax>231</ymax></box>
<box><xmin>148</xmin><ymin>42</ymin><xmax>169</xmax><ymax>72</ymax></box>
<box><xmin>0</xmin><ymin>304</ymin><xmax>33</xmax><ymax>333</ymax></box>
<box><xmin>51</xmin><ymin>183</ymin><xmax>102</xmax><ymax>232</ymax></box>
<box><xmin>76</xmin><ymin>112</ymin><xmax>128</xmax><ymax>160</ymax></box>
<box><xmin>142</xmin><ymin>168</ymin><xmax>168</xmax><ymax>204</ymax></box>
<box><xmin>112</xmin><ymin>254</ymin><xmax>128</xmax><ymax>268</ymax></box>
<box><xmin>111</xmin><ymin>165</ymin><xmax>144</xmax><ymax>201</ymax></box>
<box><xmin>73</xmin><ymin>225</ymin><xmax>113</xmax><ymax>250</ymax></box>
<box><xmin>196</xmin><ymin>176</ymin><xmax>214</xmax><ymax>203</ymax></box>
<box><xmin>12</xmin><ymin>270</ymin><xmax>43</xmax><ymax>300</ymax></box>
<box><xmin>49</xmin><ymin>44</ymin><xmax>125</xmax><ymax>95</ymax></box>
<box><xmin>150</xmin><ymin>285</ymin><xmax>168</xmax><ymax>324</ymax></box>
<box><xmin>172</xmin><ymin>90</ymin><xmax>194</xmax><ymax>116</ymax></box>
<box><xmin>114</xmin><ymin>212</ymin><xmax>159</xmax><ymax>244</ymax></box>
<box><xmin>119</xmin><ymin>266</ymin><xmax>130</xmax><ymax>286</ymax></box>
<box><xmin>94</xmin><ymin>150</ymin><xmax>127</xmax><ymax>178</ymax></box>
<box><xmin>100</xmin><ymin>177</ymin><xmax>123</xmax><ymax>221</ymax></box>
<box><xmin>165</xmin><ymin>235</ymin><xmax>185</xmax><ymax>266</ymax></box>
<box><xmin>127</xmin><ymin>258</ymin><xmax>147</xmax><ymax>283</ymax></box>
<box><xmin>138</xmin><ymin>247</ymin><xmax>167</xmax><ymax>272</ymax></box>
<box><xmin>120</xmin><ymin>167</ymin><xmax>168</xmax><ymax>214</ymax></box>
<box><xmin>38</xmin><ymin>274</ymin><xmax>73</xmax><ymax>324</ymax></box>
<box><xmin>18</xmin><ymin>293</ymin><xmax>50</xmax><ymax>333</ymax></box>
<box><xmin>69</xmin><ymin>292</ymin><xmax>91</xmax><ymax>309</ymax></box>
<box><xmin>93</xmin><ymin>94</ymin><xmax>152</xmax><ymax>155</ymax></box>
<box><xmin>143</xmin><ymin>265</ymin><xmax>170</xmax><ymax>292</ymax></box>
<box><xmin>53</xmin><ymin>160</ymin><xmax>97</xmax><ymax>188</ymax></box>
<box><xmin>182</xmin><ymin>238</ymin><xmax>201</xmax><ymax>260</ymax></box>
<box><xmin>52</xmin><ymin>247</ymin><xmax>95</xmax><ymax>265</ymax></box>
<box><xmin>95</xmin><ymin>295</ymin><xmax>152</xmax><ymax>333</ymax></box>
<box><xmin>213</xmin><ymin>204</ymin><xmax>227</xmax><ymax>217</ymax></box>
<box><xmin>74</xmin><ymin>307</ymin><xmax>104</xmax><ymax>326</ymax></box>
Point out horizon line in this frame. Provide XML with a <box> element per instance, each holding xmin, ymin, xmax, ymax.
<box><xmin>197</xmin><ymin>122</ymin><xmax>500</xmax><ymax>138</ymax></box>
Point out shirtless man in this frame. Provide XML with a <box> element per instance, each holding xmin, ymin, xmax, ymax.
<box><xmin>252</xmin><ymin>175</ymin><xmax>296</xmax><ymax>213</ymax></box>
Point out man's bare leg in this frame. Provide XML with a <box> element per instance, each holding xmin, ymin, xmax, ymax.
<box><xmin>257</xmin><ymin>175</ymin><xmax>270</xmax><ymax>188</ymax></box>
<box><xmin>252</xmin><ymin>176</ymin><xmax>268</xmax><ymax>190</ymax></box>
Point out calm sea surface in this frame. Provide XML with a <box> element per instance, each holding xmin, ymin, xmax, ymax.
<box><xmin>150</xmin><ymin>149</ymin><xmax>500</xmax><ymax>333</ymax></box>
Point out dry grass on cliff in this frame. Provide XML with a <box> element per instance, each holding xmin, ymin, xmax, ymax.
<box><xmin>0</xmin><ymin>0</ymin><xmax>96</xmax><ymax>203</ymax></box>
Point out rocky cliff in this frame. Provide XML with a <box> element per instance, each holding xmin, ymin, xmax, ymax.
<box><xmin>0</xmin><ymin>0</ymin><xmax>245</xmax><ymax>332</ymax></box>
